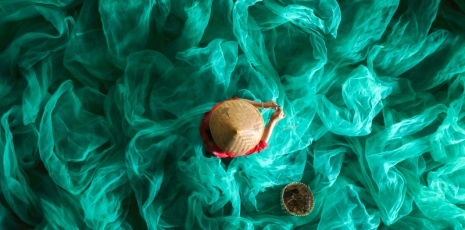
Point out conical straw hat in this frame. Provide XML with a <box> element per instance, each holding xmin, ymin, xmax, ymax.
<box><xmin>209</xmin><ymin>100</ymin><xmax>264</xmax><ymax>155</ymax></box>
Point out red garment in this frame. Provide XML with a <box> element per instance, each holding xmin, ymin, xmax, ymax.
<box><xmin>199</xmin><ymin>98</ymin><xmax>268</xmax><ymax>158</ymax></box>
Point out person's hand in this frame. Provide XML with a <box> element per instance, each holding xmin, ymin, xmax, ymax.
<box><xmin>271</xmin><ymin>107</ymin><xmax>286</xmax><ymax>121</ymax></box>
<box><xmin>264</xmin><ymin>100</ymin><xmax>278</xmax><ymax>110</ymax></box>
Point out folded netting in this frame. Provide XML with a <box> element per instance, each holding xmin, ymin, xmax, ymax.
<box><xmin>2</xmin><ymin>0</ymin><xmax>465</xmax><ymax>229</ymax></box>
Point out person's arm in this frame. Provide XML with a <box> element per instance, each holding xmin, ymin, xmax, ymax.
<box><xmin>240</xmin><ymin>99</ymin><xmax>278</xmax><ymax>110</ymax></box>
<box><xmin>261</xmin><ymin>107</ymin><xmax>285</xmax><ymax>144</ymax></box>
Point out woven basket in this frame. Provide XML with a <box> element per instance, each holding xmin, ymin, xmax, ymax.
<box><xmin>281</xmin><ymin>182</ymin><xmax>314</xmax><ymax>216</ymax></box>
<box><xmin>209</xmin><ymin>100</ymin><xmax>264</xmax><ymax>155</ymax></box>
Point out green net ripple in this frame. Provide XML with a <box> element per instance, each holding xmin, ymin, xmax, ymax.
<box><xmin>1</xmin><ymin>0</ymin><xmax>465</xmax><ymax>229</ymax></box>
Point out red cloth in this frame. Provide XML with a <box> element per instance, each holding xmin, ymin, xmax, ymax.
<box><xmin>199</xmin><ymin>98</ymin><xmax>268</xmax><ymax>158</ymax></box>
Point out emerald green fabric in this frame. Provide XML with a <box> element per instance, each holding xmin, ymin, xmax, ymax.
<box><xmin>1</xmin><ymin>0</ymin><xmax>465</xmax><ymax>229</ymax></box>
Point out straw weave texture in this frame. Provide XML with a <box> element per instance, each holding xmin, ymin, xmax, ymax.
<box><xmin>209</xmin><ymin>100</ymin><xmax>264</xmax><ymax>154</ymax></box>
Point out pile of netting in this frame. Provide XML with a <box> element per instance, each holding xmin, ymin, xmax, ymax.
<box><xmin>1</xmin><ymin>0</ymin><xmax>465</xmax><ymax>229</ymax></box>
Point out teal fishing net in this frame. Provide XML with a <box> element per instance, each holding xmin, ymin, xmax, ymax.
<box><xmin>1</xmin><ymin>0</ymin><xmax>465</xmax><ymax>229</ymax></box>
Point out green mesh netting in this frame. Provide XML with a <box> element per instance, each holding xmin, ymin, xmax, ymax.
<box><xmin>1</xmin><ymin>0</ymin><xmax>465</xmax><ymax>229</ymax></box>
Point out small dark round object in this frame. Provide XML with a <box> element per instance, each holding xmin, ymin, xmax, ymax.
<box><xmin>282</xmin><ymin>182</ymin><xmax>314</xmax><ymax>216</ymax></box>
